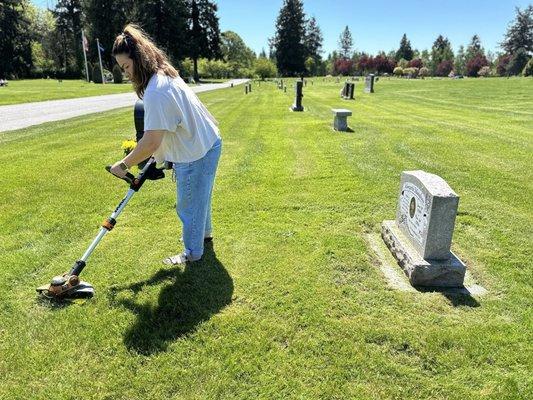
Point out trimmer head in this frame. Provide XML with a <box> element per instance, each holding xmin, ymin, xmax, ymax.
<box><xmin>36</xmin><ymin>274</ymin><xmax>94</xmax><ymax>299</ymax></box>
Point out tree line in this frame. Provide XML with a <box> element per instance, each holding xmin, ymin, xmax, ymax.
<box><xmin>270</xmin><ymin>1</ymin><xmax>533</xmax><ymax>78</ymax></box>
<box><xmin>1</xmin><ymin>0</ymin><xmax>531</xmax><ymax>81</ymax></box>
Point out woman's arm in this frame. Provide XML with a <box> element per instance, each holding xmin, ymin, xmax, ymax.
<box><xmin>109</xmin><ymin>130</ymin><xmax>165</xmax><ymax>178</ymax></box>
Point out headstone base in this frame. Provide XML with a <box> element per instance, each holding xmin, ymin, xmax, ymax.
<box><xmin>381</xmin><ymin>220</ymin><xmax>466</xmax><ymax>287</ymax></box>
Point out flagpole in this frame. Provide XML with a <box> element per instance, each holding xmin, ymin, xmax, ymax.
<box><xmin>81</xmin><ymin>30</ymin><xmax>89</xmax><ymax>82</ymax></box>
<box><xmin>97</xmin><ymin>38</ymin><xmax>105</xmax><ymax>84</ymax></box>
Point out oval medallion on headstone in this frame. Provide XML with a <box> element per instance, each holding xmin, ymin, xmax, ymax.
<box><xmin>399</xmin><ymin>182</ymin><xmax>428</xmax><ymax>247</ymax></box>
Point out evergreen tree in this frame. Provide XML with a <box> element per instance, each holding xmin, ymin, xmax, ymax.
<box><xmin>271</xmin><ymin>0</ymin><xmax>307</xmax><ymax>76</ymax></box>
<box><xmin>259</xmin><ymin>48</ymin><xmax>267</xmax><ymax>58</ymax></box>
<box><xmin>430</xmin><ymin>35</ymin><xmax>454</xmax><ymax>74</ymax></box>
<box><xmin>501</xmin><ymin>5</ymin><xmax>533</xmax><ymax>55</ymax></box>
<box><xmin>304</xmin><ymin>16</ymin><xmax>323</xmax><ymax>62</ymax></box>
<box><xmin>395</xmin><ymin>33</ymin><xmax>414</xmax><ymax>61</ymax></box>
<box><xmin>338</xmin><ymin>25</ymin><xmax>353</xmax><ymax>59</ymax></box>
<box><xmin>188</xmin><ymin>0</ymin><xmax>222</xmax><ymax>81</ymax></box>
<box><xmin>454</xmin><ymin>45</ymin><xmax>466</xmax><ymax>75</ymax></box>
<box><xmin>53</xmin><ymin>0</ymin><xmax>83</xmax><ymax>76</ymax></box>
<box><xmin>465</xmin><ymin>34</ymin><xmax>484</xmax><ymax>63</ymax></box>
<box><xmin>506</xmin><ymin>47</ymin><xmax>530</xmax><ymax>75</ymax></box>
<box><xmin>0</xmin><ymin>0</ymin><xmax>33</xmax><ymax>78</ymax></box>
<box><xmin>85</xmin><ymin>0</ymin><xmax>134</xmax><ymax>69</ymax></box>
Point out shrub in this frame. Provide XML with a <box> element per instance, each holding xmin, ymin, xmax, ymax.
<box><xmin>478</xmin><ymin>66</ymin><xmax>491</xmax><ymax>77</ymax></box>
<box><xmin>112</xmin><ymin>64</ymin><xmax>123</xmax><ymax>83</ymax></box>
<box><xmin>466</xmin><ymin>54</ymin><xmax>489</xmax><ymax>77</ymax></box>
<box><xmin>393</xmin><ymin>67</ymin><xmax>403</xmax><ymax>76</ymax></box>
<box><xmin>523</xmin><ymin>57</ymin><xmax>533</xmax><ymax>76</ymax></box>
<box><xmin>507</xmin><ymin>48</ymin><xmax>529</xmax><ymax>76</ymax></box>
<box><xmin>404</xmin><ymin>67</ymin><xmax>418</xmax><ymax>78</ymax></box>
<box><xmin>374</xmin><ymin>55</ymin><xmax>396</xmax><ymax>74</ymax></box>
<box><xmin>333</xmin><ymin>59</ymin><xmax>354</xmax><ymax>76</ymax></box>
<box><xmin>436</xmin><ymin>60</ymin><xmax>454</xmax><ymax>77</ymax></box>
<box><xmin>408</xmin><ymin>58</ymin><xmax>423</xmax><ymax>68</ymax></box>
<box><xmin>92</xmin><ymin>64</ymin><xmax>103</xmax><ymax>83</ymax></box>
<box><xmin>496</xmin><ymin>54</ymin><xmax>512</xmax><ymax>76</ymax></box>
<box><xmin>419</xmin><ymin>67</ymin><xmax>429</xmax><ymax>77</ymax></box>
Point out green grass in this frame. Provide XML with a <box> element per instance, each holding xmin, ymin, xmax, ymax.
<box><xmin>0</xmin><ymin>79</ymin><xmax>133</xmax><ymax>105</ymax></box>
<box><xmin>0</xmin><ymin>77</ymin><xmax>532</xmax><ymax>399</ymax></box>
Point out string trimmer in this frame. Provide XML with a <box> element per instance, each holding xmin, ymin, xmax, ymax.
<box><xmin>37</xmin><ymin>100</ymin><xmax>164</xmax><ymax>299</ymax></box>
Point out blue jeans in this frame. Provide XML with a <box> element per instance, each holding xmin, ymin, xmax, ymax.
<box><xmin>173</xmin><ymin>138</ymin><xmax>222</xmax><ymax>261</ymax></box>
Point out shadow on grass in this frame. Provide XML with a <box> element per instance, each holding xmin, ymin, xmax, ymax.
<box><xmin>414</xmin><ymin>286</ymin><xmax>480</xmax><ymax>308</ymax></box>
<box><xmin>108</xmin><ymin>242</ymin><xmax>233</xmax><ymax>355</ymax></box>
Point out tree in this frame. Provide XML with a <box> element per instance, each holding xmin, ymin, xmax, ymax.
<box><xmin>304</xmin><ymin>56</ymin><xmax>316</xmax><ymax>76</ymax></box>
<box><xmin>304</xmin><ymin>16</ymin><xmax>323</xmax><ymax>63</ymax></box>
<box><xmin>29</xmin><ymin>7</ymin><xmax>57</xmax><ymax>76</ymax></box>
<box><xmin>259</xmin><ymin>48</ymin><xmax>267</xmax><ymax>58</ymax></box>
<box><xmin>395</xmin><ymin>33</ymin><xmax>414</xmax><ymax>61</ymax></box>
<box><xmin>53</xmin><ymin>0</ymin><xmax>84</xmax><ymax>77</ymax></box>
<box><xmin>420</xmin><ymin>49</ymin><xmax>431</xmax><ymax>68</ymax></box>
<box><xmin>501</xmin><ymin>5</ymin><xmax>533</xmax><ymax>55</ymax></box>
<box><xmin>85</xmin><ymin>0</ymin><xmax>137</xmax><ymax>69</ymax></box>
<box><xmin>465</xmin><ymin>34</ymin><xmax>484</xmax><ymax>64</ymax></box>
<box><xmin>466</xmin><ymin>54</ymin><xmax>488</xmax><ymax>77</ymax></box>
<box><xmin>271</xmin><ymin>0</ymin><xmax>307</xmax><ymax>76</ymax></box>
<box><xmin>357</xmin><ymin>53</ymin><xmax>374</xmax><ymax>74</ymax></box>
<box><xmin>254</xmin><ymin>58</ymin><xmax>277</xmax><ymax>79</ymax></box>
<box><xmin>507</xmin><ymin>48</ymin><xmax>530</xmax><ymax>75</ymax></box>
<box><xmin>187</xmin><ymin>0</ymin><xmax>222</xmax><ymax>81</ymax></box>
<box><xmin>431</xmin><ymin>35</ymin><xmax>454</xmax><ymax>74</ymax></box>
<box><xmin>221</xmin><ymin>31</ymin><xmax>255</xmax><ymax>69</ymax></box>
<box><xmin>522</xmin><ymin>57</ymin><xmax>533</xmax><ymax>76</ymax></box>
<box><xmin>0</xmin><ymin>0</ymin><xmax>33</xmax><ymax>78</ymax></box>
<box><xmin>338</xmin><ymin>25</ymin><xmax>353</xmax><ymax>59</ymax></box>
<box><xmin>454</xmin><ymin>45</ymin><xmax>466</xmax><ymax>75</ymax></box>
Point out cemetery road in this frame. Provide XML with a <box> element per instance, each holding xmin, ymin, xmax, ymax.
<box><xmin>0</xmin><ymin>79</ymin><xmax>249</xmax><ymax>133</ymax></box>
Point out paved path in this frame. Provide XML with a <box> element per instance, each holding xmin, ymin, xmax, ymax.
<box><xmin>0</xmin><ymin>79</ymin><xmax>248</xmax><ymax>133</ymax></box>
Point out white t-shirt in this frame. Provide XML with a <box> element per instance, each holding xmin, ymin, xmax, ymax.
<box><xmin>143</xmin><ymin>73</ymin><xmax>220</xmax><ymax>163</ymax></box>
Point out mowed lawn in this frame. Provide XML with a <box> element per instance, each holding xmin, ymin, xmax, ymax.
<box><xmin>0</xmin><ymin>79</ymin><xmax>133</xmax><ymax>105</ymax></box>
<box><xmin>0</xmin><ymin>78</ymin><xmax>531</xmax><ymax>399</ymax></box>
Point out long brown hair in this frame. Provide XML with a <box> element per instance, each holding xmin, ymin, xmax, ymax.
<box><xmin>112</xmin><ymin>24</ymin><xmax>178</xmax><ymax>98</ymax></box>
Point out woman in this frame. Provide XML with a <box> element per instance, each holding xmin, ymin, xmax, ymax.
<box><xmin>109</xmin><ymin>24</ymin><xmax>222</xmax><ymax>264</ymax></box>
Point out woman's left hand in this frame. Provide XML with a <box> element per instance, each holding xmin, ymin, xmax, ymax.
<box><xmin>109</xmin><ymin>161</ymin><xmax>128</xmax><ymax>178</ymax></box>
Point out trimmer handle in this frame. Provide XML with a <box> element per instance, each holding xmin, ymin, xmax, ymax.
<box><xmin>105</xmin><ymin>165</ymin><xmax>136</xmax><ymax>185</ymax></box>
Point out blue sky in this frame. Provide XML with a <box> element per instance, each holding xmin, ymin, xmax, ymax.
<box><xmin>33</xmin><ymin>0</ymin><xmax>531</xmax><ymax>56</ymax></box>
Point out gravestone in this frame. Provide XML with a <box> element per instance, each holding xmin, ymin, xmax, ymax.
<box><xmin>381</xmin><ymin>171</ymin><xmax>466</xmax><ymax>287</ymax></box>
<box><xmin>331</xmin><ymin>109</ymin><xmax>352</xmax><ymax>131</ymax></box>
<box><xmin>291</xmin><ymin>81</ymin><xmax>304</xmax><ymax>111</ymax></box>
<box><xmin>347</xmin><ymin>83</ymin><xmax>355</xmax><ymax>100</ymax></box>
<box><xmin>342</xmin><ymin>83</ymin><xmax>355</xmax><ymax>100</ymax></box>
<box><xmin>364</xmin><ymin>74</ymin><xmax>375</xmax><ymax>93</ymax></box>
<box><xmin>341</xmin><ymin>82</ymin><xmax>349</xmax><ymax>98</ymax></box>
